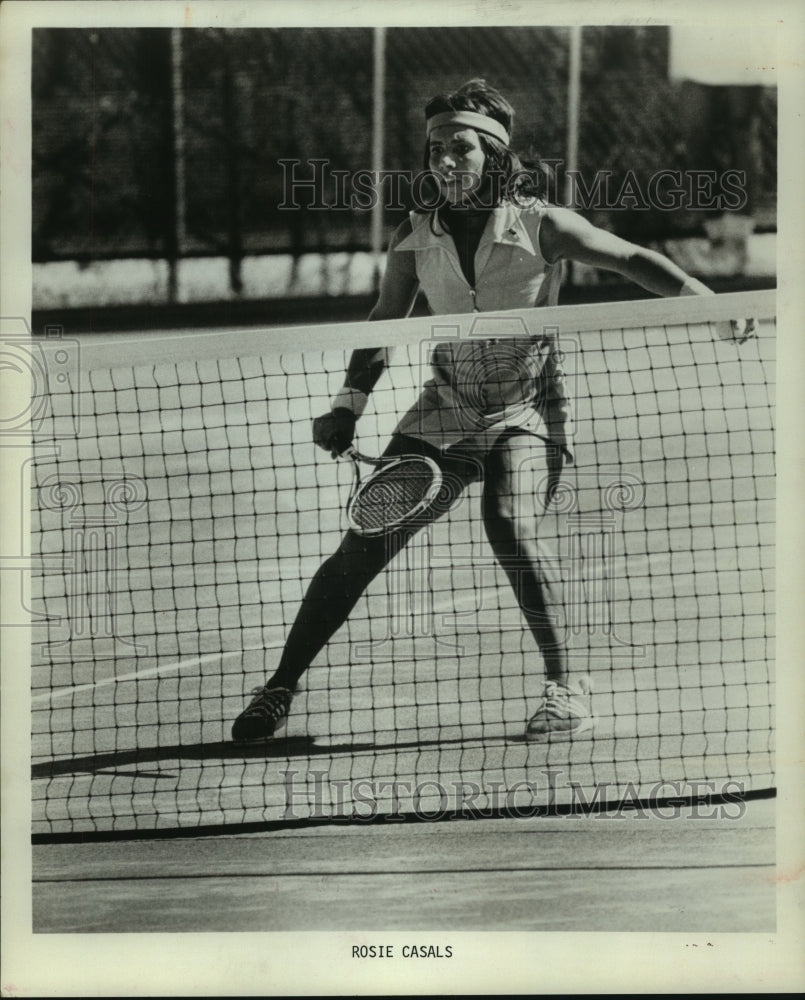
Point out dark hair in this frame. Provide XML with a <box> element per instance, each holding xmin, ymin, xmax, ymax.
<box><xmin>418</xmin><ymin>78</ymin><xmax>550</xmax><ymax>212</ymax></box>
<box><xmin>424</xmin><ymin>78</ymin><xmax>515</xmax><ymax>139</ymax></box>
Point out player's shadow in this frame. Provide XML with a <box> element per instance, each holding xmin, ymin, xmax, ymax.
<box><xmin>31</xmin><ymin>732</ymin><xmax>482</xmax><ymax>779</ymax></box>
<box><xmin>32</xmin><ymin>737</ymin><xmax>320</xmax><ymax>778</ymax></box>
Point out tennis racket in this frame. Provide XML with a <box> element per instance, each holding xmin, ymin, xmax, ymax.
<box><xmin>339</xmin><ymin>446</ymin><xmax>444</xmax><ymax>537</ymax></box>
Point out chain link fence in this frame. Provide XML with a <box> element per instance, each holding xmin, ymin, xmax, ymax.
<box><xmin>33</xmin><ymin>27</ymin><xmax>777</xmax><ymax>284</ymax></box>
<box><xmin>33</xmin><ymin>29</ymin><xmax>179</xmax><ymax>261</ymax></box>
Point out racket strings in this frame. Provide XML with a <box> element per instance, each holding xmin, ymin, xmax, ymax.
<box><xmin>350</xmin><ymin>459</ymin><xmax>439</xmax><ymax>533</ymax></box>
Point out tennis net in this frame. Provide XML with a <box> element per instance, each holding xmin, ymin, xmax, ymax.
<box><xmin>31</xmin><ymin>290</ymin><xmax>775</xmax><ymax>836</ymax></box>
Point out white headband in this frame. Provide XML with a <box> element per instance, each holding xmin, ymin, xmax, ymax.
<box><xmin>426</xmin><ymin>110</ymin><xmax>510</xmax><ymax>146</ymax></box>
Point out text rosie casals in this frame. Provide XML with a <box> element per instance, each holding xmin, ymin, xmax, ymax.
<box><xmin>351</xmin><ymin>944</ymin><xmax>453</xmax><ymax>958</ymax></box>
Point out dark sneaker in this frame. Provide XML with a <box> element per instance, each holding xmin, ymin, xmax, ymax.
<box><xmin>525</xmin><ymin>676</ymin><xmax>593</xmax><ymax>743</ymax></box>
<box><xmin>231</xmin><ymin>685</ymin><xmax>293</xmax><ymax>742</ymax></box>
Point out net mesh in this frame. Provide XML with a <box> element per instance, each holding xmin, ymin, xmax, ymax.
<box><xmin>31</xmin><ymin>291</ymin><xmax>775</xmax><ymax>835</ymax></box>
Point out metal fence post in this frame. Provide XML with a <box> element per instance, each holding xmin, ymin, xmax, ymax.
<box><xmin>565</xmin><ymin>25</ymin><xmax>582</xmax><ymax>211</ymax></box>
<box><xmin>371</xmin><ymin>26</ymin><xmax>386</xmax><ymax>293</ymax></box>
<box><xmin>170</xmin><ymin>28</ymin><xmax>186</xmax><ymax>304</ymax></box>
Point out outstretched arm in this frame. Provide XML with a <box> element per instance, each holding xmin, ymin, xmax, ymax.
<box><xmin>539</xmin><ymin>207</ymin><xmax>755</xmax><ymax>343</ymax></box>
<box><xmin>314</xmin><ymin>221</ymin><xmax>420</xmax><ymax>455</ymax></box>
<box><xmin>540</xmin><ymin>206</ymin><xmax>713</xmax><ymax>297</ymax></box>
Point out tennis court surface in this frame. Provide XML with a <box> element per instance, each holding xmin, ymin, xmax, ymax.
<box><xmin>33</xmin><ymin>797</ymin><xmax>774</xmax><ymax>933</ymax></box>
<box><xmin>30</xmin><ymin>291</ymin><xmax>776</xmax><ymax>932</ymax></box>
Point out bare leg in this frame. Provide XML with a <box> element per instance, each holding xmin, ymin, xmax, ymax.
<box><xmin>267</xmin><ymin>436</ymin><xmax>480</xmax><ymax>691</ymax></box>
<box><xmin>481</xmin><ymin>433</ymin><xmax>568</xmax><ymax>684</ymax></box>
<box><xmin>268</xmin><ymin>528</ymin><xmax>408</xmax><ymax>690</ymax></box>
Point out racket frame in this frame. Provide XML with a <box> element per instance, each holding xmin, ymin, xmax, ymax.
<box><xmin>340</xmin><ymin>446</ymin><xmax>444</xmax><ymax>537</ymax></box>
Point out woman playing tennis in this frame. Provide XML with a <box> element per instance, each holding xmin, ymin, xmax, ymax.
<box><xmin>232</xmin><ymin>79</ymin><xmax>753</xmax><ymax>743</ymax></box>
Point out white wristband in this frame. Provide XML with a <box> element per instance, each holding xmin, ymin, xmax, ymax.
<box><xmin>331</xmin><ymin>386</ymin><xmax>369</xmax><ymax>416</ymax></box>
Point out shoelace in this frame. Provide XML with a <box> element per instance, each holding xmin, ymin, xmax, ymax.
<box><xmin>537</xmin><ymin>681</ymin><xmax>572</xmax><ymax>717</ymax></box>
<box><xmin>245</xmin><ymin>686</ymin><xmax>290</xmax><ymax>721</ymax></box>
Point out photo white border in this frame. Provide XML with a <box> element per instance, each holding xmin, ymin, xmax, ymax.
<box><xmin>2</xmin><ymin>0</ymin><xmax>803</xmax><ymax>994</ymax></box>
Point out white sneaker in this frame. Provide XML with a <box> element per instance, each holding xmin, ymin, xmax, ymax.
<box><xmin>525</xmin><ymin>676</ymin><xmax>594</xmax><ymax>742</ymax></box>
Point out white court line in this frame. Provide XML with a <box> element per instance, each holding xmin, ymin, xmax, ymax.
<box><xmin>31</xmin><ymin>643</ymin><xmax>282</xmax><ymax>705</ymax></box>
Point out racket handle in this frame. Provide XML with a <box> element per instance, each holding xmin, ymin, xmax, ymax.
<box><xmin>337</xmin><ymin>447</ymin><xmax>384</xmax><ymax>466</ymax></box>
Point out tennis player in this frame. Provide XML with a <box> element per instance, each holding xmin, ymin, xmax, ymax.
<box><xmin>232</xmin><ymin>79</ymin><xmax>754</xmax><ymax>743</ymax></box>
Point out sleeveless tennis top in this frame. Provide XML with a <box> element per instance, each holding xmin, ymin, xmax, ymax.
<box><xmin>392</xmin><ymin>201</ymin><xmax>574</xmax><ymax>460</ymax></box>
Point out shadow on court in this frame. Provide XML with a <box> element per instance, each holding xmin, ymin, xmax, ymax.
<box><xmin>31</xmin><ymin>732</ymin><xmax>524</xmax><ymax>779</ymax></box>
